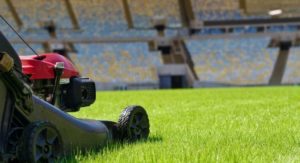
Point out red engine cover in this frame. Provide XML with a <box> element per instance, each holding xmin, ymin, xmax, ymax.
<box><xmin>20</xmin><ymin>53</ymin><xmax>79</xmax><ymax>80</ymax></box>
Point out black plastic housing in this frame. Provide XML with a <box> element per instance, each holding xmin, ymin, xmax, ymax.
<box><xmin>62</xmin><ymin>77</ymin><xmax>96</xmax><ymax>111</ymax></box>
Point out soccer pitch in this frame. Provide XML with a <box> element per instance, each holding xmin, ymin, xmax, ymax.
<box><xmin>68</xmin><ymin>86</ymin><xmax>300</xmax><ymax>162</ymax></box>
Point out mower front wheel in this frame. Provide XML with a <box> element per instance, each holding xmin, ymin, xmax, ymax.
<box><xmin>17</xmin><ymin>121</ymin><xmax>63</xmax><ymax>163</ymax></box>
<box><xmin>117</xmin><ymin>105</ymin><xmax>150</xmax><ymax>141</ymax></box>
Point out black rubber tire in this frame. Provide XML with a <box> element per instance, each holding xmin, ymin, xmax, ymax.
<box><xmin>17</xmin><ymin>121</ymin><xmax>63</xmax><ymax>163</ymax></box>
<box><xmin>117</xmin><ymin>106</ymin><xmax>150</xmax><ymax>141</ymax></box>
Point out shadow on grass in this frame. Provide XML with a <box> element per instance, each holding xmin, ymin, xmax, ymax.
<box><xmin>59</xmin><ymin>135</ymin><xmax>163</xmax><ymax>162</ymax></box>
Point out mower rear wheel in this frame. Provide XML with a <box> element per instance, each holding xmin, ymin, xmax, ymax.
<box><xmin>117</xmin><ymin>106</ymin><xmax>150</xmax><ymax>141</ymax></box>
<box><xmin>18</xmin><ymin>121</ymin><xmax>63</xmax><ymax>163</ymax></box>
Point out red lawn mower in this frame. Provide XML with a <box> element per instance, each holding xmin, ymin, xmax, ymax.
<box><xmin>0</xmin><ymin>17</ymin><xmax>150</xmax><ymax>162</ymax></box>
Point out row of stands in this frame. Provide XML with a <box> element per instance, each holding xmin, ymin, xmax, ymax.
<box><xmin>196</xmin><ymin>10</ymin><xmax>270</xmax><ymax>21</ymax></box>
<box><xmin>192</xmin><ymin>0</ymin><xmax>239</xmax><ymax>11</ymax></box>
<box><xmin>70</xmin><ymin>43</ymin><xmax>162</xmax><ymax>84</ymax></box>
<box><xmin>186</xmin><ymin>38</ymin><xmax>278</xmax><ymax>85</ymax></box>
<box><xmin>192</xmin><ymin>0</ymin><xmax>243</xmax><ymax>21</ymax></box>
<box><xmin>192</xmin><ymin>0</ymin><xmax>273</xmax><ymax>21</ymax></box>
<box><xmin>284</xmin><ymin>48</ymin><xmax>300</xmax><ymax>84</ymax></box>
<box><xmin>67</xmin><ymin>0</ymin><xmax>131</xmax><ymax>38</ymax></box>
<box><xmin>127</xmin><ymin>0</ymin><xmax>181</xmax><ymax>27</ymax></box>
<box><xmin>11</xmin><ymin>0</ymin><xmax>72</xmax><ymax>29</ymax></box>
<box><xmin>187</xmin><ymin>38</ymin><xmax>299</xmax><ymax>85</ymax></box>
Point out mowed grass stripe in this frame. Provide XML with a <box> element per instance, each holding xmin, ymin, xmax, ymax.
<box><xmin>68</xmin><ymin>86</ymin><xmax>300</xmax><ymax>163</ymax></box>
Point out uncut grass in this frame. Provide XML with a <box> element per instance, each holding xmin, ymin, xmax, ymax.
<box><xmin>67</xmin><ymin>86</ymin><xmax>300</xmax><ymax>162</ymax></box>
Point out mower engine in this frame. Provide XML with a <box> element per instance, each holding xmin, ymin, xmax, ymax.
<box><xmin>20</xmin><ymin>53</ymin><xmax>96</xmax><ymax>112</ymax></box>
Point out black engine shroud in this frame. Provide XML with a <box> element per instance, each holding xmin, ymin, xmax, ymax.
<box><xmin>60</xmin><ymin>77</ymin><xmax>96</xmax><ymax>112</ymax></box>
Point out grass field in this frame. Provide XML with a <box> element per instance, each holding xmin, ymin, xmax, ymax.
<box><xmin>67</xmin><ymin>86</ymin><xmax>300</xmax><ymax>163</ymax></box>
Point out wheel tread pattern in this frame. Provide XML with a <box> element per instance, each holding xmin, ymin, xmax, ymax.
<box><xmin>117</xmin><ymin>105</ymin><xmax>150</xmax><ymax>141</ymax></box>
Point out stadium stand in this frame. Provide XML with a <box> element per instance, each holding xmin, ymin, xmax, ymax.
<box><xmin>192</xmin><ymin>0</ymin><xmax>241</xmax><ymax>21</ymax></box>
<box><xmin>192</xmin><ymin>0</ymin><xmax>240</xmax><ymax>11</ymax></box>
<box><xmin>11</xmin><ymin>0</ymin><xmax>72</xmax><ymax>28</ymax></box>
<box><xmin>44</xmin><ymin>0</ymin><xmax>157</xmax><ymax>38</ymax></box>
<box><xmin>283</xmin><ymin>48</ymin><xmax>300</xmax><ymax>84</ymax></box>
<box><xmin>186</xmin><ymin>38</ymin><xmax>298</xmax><ymax>85</ymax></box>
<box><xmin>128</xmin><ymin>0</ymin><xmax>181</xmax><ymax>26</ymax></box>
<box><xmin>70</xmin><ymin>0</ymin><xmax>129</xmax><ymax>37</ymax></box>
<box><xmin>70</xmin><ymin>43</ymin><xmax>162</xmax><ymax>85</ymax></box>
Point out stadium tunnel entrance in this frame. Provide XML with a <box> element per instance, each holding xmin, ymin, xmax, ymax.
<box><xmin>159</xmin><ymin>75</ymin><xmax>187</xmax><ymax>89</ymax></box>
<box><xmin>158</xmin><ymin>64</ymin><xmax>196</xmax><ymax>89</ymax></box>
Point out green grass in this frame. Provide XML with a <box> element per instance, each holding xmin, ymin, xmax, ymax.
<box><xmin>66</xmin><ymin>86</ymin><xmax>300</xmax><ymax>163</ymax></box>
